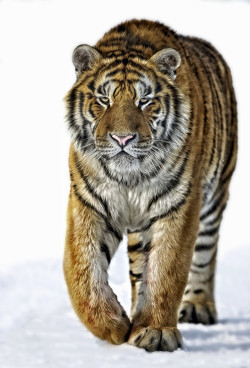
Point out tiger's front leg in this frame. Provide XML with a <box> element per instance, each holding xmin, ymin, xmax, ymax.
<box><xmin>128</xmin><ymin>204</ymin><xmax>200</xmax><ymax>352</ymax></box>
<box><xmin>64</xmin><ymin>192</ymin><xmax>131</xmax><ymax>345</ymax></box>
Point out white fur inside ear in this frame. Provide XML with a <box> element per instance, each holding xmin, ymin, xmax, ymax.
<box><xmin>72</xmin><ymin>44</ymin><xmax>102</xmax><ymax>77</ymax></box>
<box><xmin>151</xmin><ymin>48</ymin><xmax>181</xmax><ymax>79</ymax></box>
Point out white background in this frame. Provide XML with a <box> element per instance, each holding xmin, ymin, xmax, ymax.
<box><xmin>1</xmin><ymin>1</ymin><xmax>250</xmax><ymax>367</ymax></box>
<box><xmin>0</xmin><ymin>0</ymin><xmax>249</xmax><ymax>266</ymax></box>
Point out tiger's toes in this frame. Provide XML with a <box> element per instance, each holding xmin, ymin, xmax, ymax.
<box><xmin>107</xmin><ymin>314</ymin><xmax>131</xmax><ymax>345</ymax></box>
<box><xmin>178</xmin><ymin>300</ymin><xmax>217</xmax><ymax>325</ymax></box>
<box><xmin>128</xmin><ymin>326</ymin><xmax>183</xmax><ymax>352</ymax></box>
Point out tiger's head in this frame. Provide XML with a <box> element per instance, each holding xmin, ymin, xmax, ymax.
<box><xmin>65</xmin><ymin>45</ymin><xmax>190</xmax><ymax>178</ymax></box>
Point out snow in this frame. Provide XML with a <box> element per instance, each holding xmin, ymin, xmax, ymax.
<box><xmin>0</xmin><ymin>0</ymin><xmax>250</xmax><ymax>366</ymax></box>
<box><xmin>1</xmin><ymin>242</ymin><xmax>250</xmax><ymax>367</ymax></box>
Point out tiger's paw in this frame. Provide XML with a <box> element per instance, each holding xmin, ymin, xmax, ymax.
<box><xmin>94</xmin><ymin>311</ymin><xmax>131</xmax><ymax>345</ymax></box>
<box><xmin>128</xmin><ymin>326</ymin><xmax>183</xmax><ymax>352</ymax></box>
<box><xmin>178</xmin><ymin>300</ymin><xmax>217</xmax><ymax>325</ymax></box>
<box><xmin>82</xmin><ymin>300</ymin><xmax>131</xmax><ymax>345</ymax></box>
<box><xmin>107</xmin><ymin>316</ymin><xmax>131</xmax><ymax>345</ymax></box>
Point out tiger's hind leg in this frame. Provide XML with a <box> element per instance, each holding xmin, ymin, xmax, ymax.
<box><xmin>127</xmin><ymin>232</ymin><xmax>146</xmax><ymax>319</ymax></box>
<box><xmin>178</xmin><ymin>191</ymin><xmax>229</xmax><ymax>325</ymax></box>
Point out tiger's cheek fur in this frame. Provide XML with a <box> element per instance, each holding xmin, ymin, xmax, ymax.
<box><xmin>64</xmin><ymin>19</ymin><xmax>237</xmax><ymax>352</ymax></box>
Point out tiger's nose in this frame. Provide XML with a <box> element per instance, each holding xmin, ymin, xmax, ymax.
<box><xmin>110</xmin><ymin>134</ymin><xmax>136</xmax><ymax>147</ymax></box>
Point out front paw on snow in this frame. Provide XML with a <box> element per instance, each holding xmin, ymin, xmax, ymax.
<box><xmin>128</xmin><ymin>326</ymin><xmax>183</xmax><ymax>352</ymax></box>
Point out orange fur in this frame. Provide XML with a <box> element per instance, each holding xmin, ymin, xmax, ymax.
<box><xmin>64</xmin><ymin>20</ymin><xmax>237</xmax><ymax>351</ymax></box>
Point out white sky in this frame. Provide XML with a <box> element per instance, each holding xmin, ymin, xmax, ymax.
<box><xmin>0</xmin><ymin>0</ymin><xmax>249</xmax><ymax>266</ymax></box>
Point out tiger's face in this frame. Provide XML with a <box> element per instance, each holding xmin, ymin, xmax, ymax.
<box><xmin>65</xmin><ymin>45</ymin><xmax>190</xmax><ymax>176</ymax></box>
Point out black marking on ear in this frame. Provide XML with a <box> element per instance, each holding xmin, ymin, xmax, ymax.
<box><xmin>72</xmin><ymin>44</ymin><xmax>102</xmax><ymax>78</ymax></box>
<box><xmin>150</xmin><ymin>48</ymin><xmax>181</xmax><ymax>79</ymax></box>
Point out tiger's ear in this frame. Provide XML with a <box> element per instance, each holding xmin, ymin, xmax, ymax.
<box><xmin>150</xmin><ymin>48</ymin><xmax>181</xmax><ymax>80</ymax></box>
<box><xmin>72</xmin><ymin>44</ymin><xmax>102</xmax><ymax>78</ymax></box>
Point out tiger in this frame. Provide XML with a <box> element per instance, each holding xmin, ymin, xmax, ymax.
<box><xmin>63</xmin><ymin>19</ymin><xmax>237</xmax><ymax>352</ymax></box>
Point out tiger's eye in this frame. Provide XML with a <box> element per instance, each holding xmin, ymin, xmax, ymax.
<box><xmin>139</xmin><ymin>98</ymin><xmax>150</xmax><ymax>105</ymax></box>
<box><xmin>99</xmin><ymin>97</ymin><xmax>109</xmax><ymax>105</ymax></box>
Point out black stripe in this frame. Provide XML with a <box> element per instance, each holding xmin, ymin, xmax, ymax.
<box><xmin>198</xmin><ymin>226</ymin><xmax>219</xmax><ymax>237</ymax></box>
<box><xmin>95</xmin><ymin>59</ymin><xmax>123</xmax><ymax>75</ymax></box>
<box><xmin>74</xmin><ymin>153</ymin><xmax>112</xmax><ymax>219</ymax></box>
<box><xmin>88</xmin><ymin>80</ymin><xmax>95</xmax><ymax>92</ymax></box>
<box><xmin>142</xmin><ymin>183</ymin><xmax>192</xmax><ymax>232</ymax></box>
<box><xmin>66</xmin><ymin>88</ymin><xmax>78</xmax><ymax>129</ymax></box>
<box><xmin>116</xmin><ymin>24</ymin><xmax>127</xmax><ymax>33</ymax></box>
<box><xmin>106</xmin><ymin>68</ymin><xmax>125</xmax><ymax>78</ymax></box>
<box><xmin>73</xmin><ymin>184</ymin><xmax>122</xmax><ymax>242</ymax></box>
<box><xmin>126</xmin><ymin>68</ymin><xmax>144</xmax><ymax>78</ymax></box>
<box><xmin>100</xmin><ymin>243</ymin><xmax>111</xmax><ymax>264</ymax></box>
<box><xmin>99</xmin><ymin>32</ymin><xmax>157</xmax><ymax>51</ymax></box>
<box><xmin>192</xmin><ymin>250</ymin><xmax>217</xmax><ymax>268</ymax></box>
<box><xmin>78</xmin><ymin>92</ymin><xmax>84</xmax><ymax>120</ymax></box>
<box><xmin>128</xmin><ymin>242</ymin><xmax>143</xmax><ymax>252</ymax></box>
<box><xmin>144</xmin><ymin>242</ymin><xmax>151</xmax><ymax>252</ymax></box>
<box><xmin>165</xmin><ymin>84</ymin><xmax>190</xmax><ymax>145</ymax></box>
<box><xmin>194</xmin><ymin>289</ymin><xmax>204</xmax><ymax>294</ymax></box>
<box><xmin>155</xmin><ymin>82</ymin><xmax>162</xmax><ymax>93</ymax></box>
<box><xmin>221</xmin><ymin>139</ymin><xmax>235</xmax><ymax>177</ymax></box>
<box><xmin>127</xmin><ymin>59</ymin><xmax>146</xmax><ymax>71</ymax></box>
<box><xmin>129</xmin><ymin>271</ymin><xmax>143</xmax><ymax>279</ymax></box>
<box><xmin>200</xmin><ymin>191</ymin><xmax>225</xmax><ymax>221</ymax></box>
<box><xmin>147</xmin><ymin>151</ymin><xmax>189</xmax><ymax>211</ymax></box>
<box><xmin>195</xmin><ymin>243</ymin><xmax>216</xmax><ymax>252</ymax></box>
<box><xmin>205</xmin><ymin>203</ymin><xmax>226</xmax><ymax>226</ymax></box>
<box><xmin>78</xmin><ymin>92</ymin><xmax>91</xmax><ymax>144</ymax></box>
<box><xmin>88</xmin><ymin>102</ymin><xmax>96</xmax><ymax>119</ymax></box>
<box><xmin>221</xmin><ymin>165</ymin><xmax>236</xmax><ymax>187</ymax></box>
<box><xmin>97</xmin><ymin>85</ymin><xmax>104</xmax><ymax>95</ymax></box>
<box><xmin>192</xmin><ymin>40</ymin><xmax>225</xmax><ymax>187</ymax></box>
<box><xmin>182</xmin><ymin>42</ymin><xmax>208</xmax><ymax>159</ymax></box>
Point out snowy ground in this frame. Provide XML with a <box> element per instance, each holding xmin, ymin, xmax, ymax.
<box><xmin>1</xmin><ymin>0</ymin><xmax>250</xmax><ymax>367</ymax></box>
<box><xmin>1</xmin><ymin>241</ymin><xmax>250</xmax><ymax>368</ymax></box>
